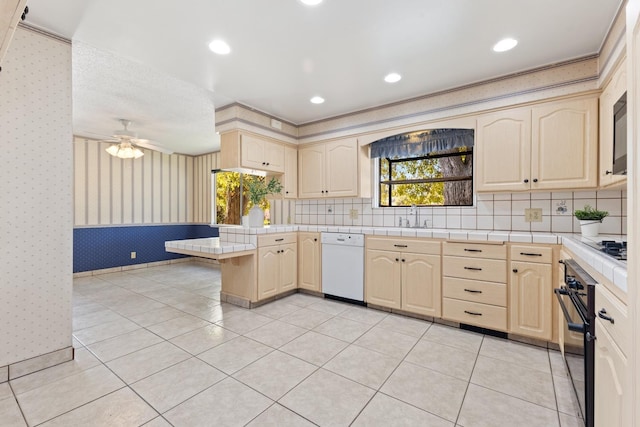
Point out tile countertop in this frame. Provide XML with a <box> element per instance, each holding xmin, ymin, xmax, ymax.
<box><xmin>164</xmin><ymin>237</ymin><xmax>256</xmax><ymax>255</ymax></box>
<box><xmin>217</xmin><ymin>225</ymin><xmax>627</xmax><ymax>292</ymax></box>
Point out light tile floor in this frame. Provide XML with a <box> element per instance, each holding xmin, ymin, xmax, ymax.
<box><xmin>2</xmin><ymin>262</ymin><xmax>584</xmax><ymax>426</ymax></box>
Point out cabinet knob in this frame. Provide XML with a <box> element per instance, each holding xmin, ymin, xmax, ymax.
<box><xmin>314</xmin><ymin>238</ymin><xmax>317</xmax><ymax>242</ymax></box>
<box><xmin>285</xmin><ymin>191</ymin><xmax>289</xmax><ymax>194</ymax></box>
<box><xmin>321</xmin><ymin>190</ymin><xmax>325</xmax><ymax>194</ymax></box>
<box><xmin>395</xmin><ymin>258</ymin><xmax>399</xmax><ymax>262</ymax></box>
<box><xmin>401</xmin><ymin>259</ymin><xmax>405</xmax><ymax>262</ymax></box>
<box><xmin>533</xmin><ymin>178</ymin><xmax>538</xmax><ymax>183</ymax></box>
<box><xmin>512</xmin><ymin>268</ymin><xmax>518</xmax><ymax>273</ymax></box>
<box><xmin>605</xmin><ymin>170</ymin><xmax>613</xmax><ymax>175</ymax></box>
<box><xmin>524</xmin><ymin>179</ymin><xmax>529</xmax><ymax>183</ymax></box>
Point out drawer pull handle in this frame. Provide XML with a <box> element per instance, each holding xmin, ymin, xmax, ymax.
<box><xmin>464</xmin><ymin>310</ymin><xmax>483</xmax><ymax>316</ymax></box>
<box><xmin>512</xmin><ymin>269</ymin><xmax>518</xmax><ymax>273</ymax></box>
<box><xmin>275</xmin><ymin>238</ymin><xmax>284</xmax><ymax>242</ymax></box>
<box><xmin>520</xmin><ymin>252</ymin><xmax>542</xmax><ymax>257</ymax></box>
<box><xmin>464</xmin><ymin>289</ymin><xmax>482</xmax><ymax>294</ymax></box>
<box><xmin>464</xmin><ymin>249</ymin><xmax>482</xmax><ymax>252</ymax></box>
<box><xmin>464</xmin><ymin>267</ymin><xmax>482</xmax><ymax>271</ymax></box>
<box><xmin>598</xmin><ymin>308</ymin><xmax>615</xmax><ymax>324</ymax></box>
<box><xmin>394</xmin><ymin>244</ymin><xmax>408</xmax><ymax>248</ymax></box>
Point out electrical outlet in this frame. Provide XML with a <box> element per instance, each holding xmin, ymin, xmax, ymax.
<box><xmin>349</xmin><ymin>209</ymin><xmax>358</xmax><ymax>219</ymax></box>
<box><xmin>524</xmin><ymin>208</ymin><xmax>543</xmax><ymax>222</ymax></box>
<box><xmin>327</xmin><ymin>205</ymin><xmax>333</xmax><ymax>213</ymax></box>
<box><xmin>130</xmin><ymin>251</ymin><xmax>137</xmax><ymax>259</ymax></box>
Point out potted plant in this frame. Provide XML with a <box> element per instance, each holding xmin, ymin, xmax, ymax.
<box><xmin>245</xmin><ymin>176</ymin><xmax>282</xmax><ymax>227</ymax></box>
<box><xmin>574</xmin><ymin>205</ymin><xmax>608</xmax><ymax>237</ymax></box>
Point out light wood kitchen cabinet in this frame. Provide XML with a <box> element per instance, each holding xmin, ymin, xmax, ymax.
<box><xmin>599</xmin><ymin>58</ymin><xmax>627</xmax><ymax>188</ymax></box>
<box><xmin>220</xmin><ymin>130</ymin><xmax>285</xmax><ymax>174</ymax></box>
<box><xmin>298</xmin><ymin>232</ymin><xmax>321</xmax><ymax>292</ymax></box>
<box><xmin>593</xmin><ymin>271</ymin><xmax>629</xmax><ymax>425</ymax></box>
<box><xmin>510</xmin><ymin>261</ymin><xmax>552</xmax><ymax>340</ymax></box>
<box><xmin>509</xmin><ymin>245</ymin><xmax>554</xmax><ymax>340</ymax></box>
<box><xmin>257</xmin><ymin>233</ymin><xmax>297</xmax><ymax>300</ymax></box>
<box><xmin>476</xmin><ymin>96</ymin><xmax>598</xmax><ymax>192</ymax></box>
<box><xmin>476</xmin><ymin>107</ymin><xmax>531</xmax><ymax>192</ymax></box>
<box><xmin>365</xmin><ymin>237</ymin><xmax>441</xmax><ymax>317</ymax></box>
<box><xmin>442</xmin><ymin>242</ymin><xmax>507</xmax><ymax>331</ymax></box>
<box><xmin>282</xmin><ymin>145</ymin><xmax>298</xmax><ymax>198</ymax></box>
<box><xmin>298</xmin><ymin>138</ymin><xmax>359</xmax><ymax>198</ymax></box>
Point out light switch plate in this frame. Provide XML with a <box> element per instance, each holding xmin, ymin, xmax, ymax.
<box><xmin>349</xmin><ymin>209</ymin><xmax>358</xmax><ymax>219</ymax></box>
<box><xmin>524</xmin><ymin>208</ymin><xmax>543</xmax><ymax>222</ymax></box>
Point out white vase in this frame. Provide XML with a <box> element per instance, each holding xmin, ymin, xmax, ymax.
<box><xmin>579</xmin><ymin>220</ymin><xmax>600</xmax><ymax>237</ymax></box>
<box><xmin>248</xmin><ymin>206</ymin><xmax>264</xmax><ymax>227</ymax></box>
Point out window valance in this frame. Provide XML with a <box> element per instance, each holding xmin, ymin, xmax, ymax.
<box><xmin>370</xmin><ymin>128</ymin><xmax>474</xmax><ymax>159</ymax></box>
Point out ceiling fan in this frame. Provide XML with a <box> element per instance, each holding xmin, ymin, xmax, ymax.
<box><xmin>85</xmin><ymin>119</ymin><xmax>174</xmax><ymax>159</ymax></box>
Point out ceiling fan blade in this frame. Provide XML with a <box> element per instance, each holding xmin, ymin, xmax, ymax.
<box><xmin>133</xmin><ymin>139</ymin><xmax>174</xmax><ymax>154</ymax></box>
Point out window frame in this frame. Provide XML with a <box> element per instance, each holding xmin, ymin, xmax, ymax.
<box><xmin>377</xmin><ymin>148</ymin><xmax>474</xmax><ymax>208</ymax></box>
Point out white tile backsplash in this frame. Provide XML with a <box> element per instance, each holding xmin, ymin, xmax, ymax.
<box><xmin>294</xmin><ymin>190</ymin><xmax>627</xmax><ymax>234</ymax></box>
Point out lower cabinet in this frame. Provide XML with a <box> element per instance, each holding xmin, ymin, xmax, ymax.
<box><xmin>509</xmin><ymin>245</ymin><xmax>554</xmax><ymax>340</ymax></box>
<box><xmin>594</xmin><ymin>282</ymin><xmax>629</xmax><ymax>427</ymax></box>
<box><xmin>594</xmin><ymin>320</ymin><xmax>628</xmax><ymax>427</ymax></box>
<box><xmin>365</xmin><ymin>237</ymin><xmax>441</xmax><ymax>317</ymax></box>
<box><xmin>257</xmin><ymin>234</ymin><xmax>297</xmax><ymax>301</ymax></box>
<box><xmin>509</xmin><ymin>261</ymin><xmax>552</xmax><ymax>340</ymax></box>
<box><xmin>298</xmin><ymin>232</ymin><xmax>321</xmax><ymax>292</ymax></box>
<box><xmin>442</xmin><ymin>242</ymin><xmax>508</xmax><ymax>331</ymax></box>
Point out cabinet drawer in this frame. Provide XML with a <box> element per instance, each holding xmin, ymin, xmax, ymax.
<box><xmin>595</xmin><ymin>284</ymin><xmax>629</xmax><ymax>356</ymax></box>
<box><xmin>443</xmin><ymin>242</ymin><xmax>506</xmax><ymax>259</ymax></box>
<box><xmin>258</xmin><ymin>233</ymin><xmax>297</xmax><ymax>247</ymax></box>
<box><xmin>443</xmin><ymin>256</ymin><xmax>507</xmax><ymax>283</ymax></box>
<box><xmin>443</xmin><ymin>298</ymin><xmax>507</xmax><ymax>331</ymax></box>
<box><xmin>510</xmin><ymin>245</ymin><xmax>553</xmax><ymax>263</ymax></box>
<box><xmin>443</xmin><ymin>277</ymin><xmax>507</xmax><ymax>307</ymax></box>
<box><xmin>367</xmin><ymin>237</ymin><xmax>441</xmax><ymax>255</ymax></box>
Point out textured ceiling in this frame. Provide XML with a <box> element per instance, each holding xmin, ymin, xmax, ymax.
<box><xmin>24</xmin><ymin>0</ymin><xmax>622</xmax><ymax>155</ymax></box>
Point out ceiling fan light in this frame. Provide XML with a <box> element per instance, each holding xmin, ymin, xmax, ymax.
<box><xmin>133</xmin><ymin>148</ymin><xmax>144</xmax><ymax>159</ymax></box>
<box><xmin>106</xmin><ymin>144</ymin><xmax>120</xmax><ymax>156</ymax></box>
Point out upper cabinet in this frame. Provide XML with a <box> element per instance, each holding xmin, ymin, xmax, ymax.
<box><xmin>282</xmin><ymin>145</ymin><xmax>298</xmax><ymax>198</ymax></box>
<box><xmin>476</xmin><ymin>96</ymin><xmax>598</xmax><ymax>192</ymax></box>
<box><xmin>298</xmin><ymin>137</ymin><xmax>370</xmax><ymax>198</ymax></box>
<box><xmin>599</xmin><ymin>58</ymin><xmax>627</xmax><ymax>188</ymax></box>
<box><xmin>0</xmin><ymin>0</ymin><xmax>27</xmax><ymax>66</ymax></box>
<box><xmin>220</xmin><ymin>130</ymin><xmax>286</xmax><ymax>174</ymax></box>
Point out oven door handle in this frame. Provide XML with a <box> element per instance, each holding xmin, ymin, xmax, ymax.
<box><xmin>554</xmin><ymin>288</ymin><xmax>585</xmax><ymax>333</ymax></box>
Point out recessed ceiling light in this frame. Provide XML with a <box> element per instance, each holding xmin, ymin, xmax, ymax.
<box><xmin>208</xmin><ymin>39</ymin><xmax>231</xmax><ymax>55</ymax></box>
<box><xmin>310</xmin><ymin>96</ymin><xmax>325</xmax><ymax>104</ymax></box>
<box><xmin>493</xmin><ymin>38</ymin><xmax>518</xmax><ymax>52</ymax></box>
<box><xmin>384</xmin><ymin>73</ymin><xmax>402</xmax><ymax>83</ymax></box>
<box><xmin>300</xmin><ymin>0</ymin><xmax>323</xmax><ymax>5</ymax></box>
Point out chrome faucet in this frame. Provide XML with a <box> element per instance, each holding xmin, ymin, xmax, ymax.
<box><xmin>410</xmin><ymin>204</ymin><xmax>419</xmax><ymax>228</ymax></box>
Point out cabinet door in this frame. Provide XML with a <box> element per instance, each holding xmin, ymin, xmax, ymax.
<box><xmin>325</xmin><ymin>138</ymin><xmax>358</xmax><ymax>197</ymax></box>
<box><xmin>599</xmin><ymin>61</ymin><xmax>627</xmax><ymax>187</ymax></box>
<box><xmin>365</xmin><ymin>249</ymin><xmax>401</xmax><ymax>309</ymax></box>
<box><xmin>594</xmin><ymin>320</ymin><xmax>629</xmax><ymax>427</ymax></box>
<box><xmin>531</xmin><ymin>98</ymin><xmax>598</xmax><ymax>190</ymax></box>
<box><xmin>509</xmin><ymin>261</ymin><xmax>552</xmax><ymax>340</ymax></box>
<box><xmin>279</xmin><ymin>243</ymin><xmax>297</xmax><ymax>293</ymax></box>
<box><xmin>298</xmin><ymin>145</ymin><xmax>325</xmax><ymax>198</ymax></box>
<box><xmin>257</xmin><ymin>246</ymin><xmax>280</xmax><ymax>300</ymax></box>
<box><xmin>402</xmin><ymin>253</ymin><xmax>441</xmax><ymax>317</ymax></box>
<box><xmin>241</xmin><ymin>133</ymin><xmax>267</xmax><ymax>170</ymax></box>
<box><xmin>298</xmin><ymin>233</ymin><xmax>321</xmax><ymax>292</ymax></box>
<box><xmin>283</xmin><ymin>145</ymin><xmax>298</xmax><ymax>198</ymax></box>
<box><xmin>476</xmin><ymin>108</ymin><xmax>531</xmax><ymax>192</ymax></box>
<box><xmin>264</xmin><ymin>141</ymin><xmax>285</xmax><ymax>173</ymax></box>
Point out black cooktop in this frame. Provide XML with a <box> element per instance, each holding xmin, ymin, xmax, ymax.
<box><xmin>596</xmin><ymin>240</ymin><xmax>627</xmax><ymax>261</ymax></box>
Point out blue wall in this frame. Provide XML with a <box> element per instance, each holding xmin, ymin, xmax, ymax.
<box><xmin>73</xmin><ymin>224</ymin><xmax>219</xmax><ymax>273</ymax></box>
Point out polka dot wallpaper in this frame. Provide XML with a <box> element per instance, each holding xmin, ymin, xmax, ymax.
<box><xmin>0</xmin><ymin>28</ymin><xmax>73</xmax><ymax>367</ymax></box>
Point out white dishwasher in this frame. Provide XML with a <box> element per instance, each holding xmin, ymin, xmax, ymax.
<box><xmin>321</xmin><ymin>232</ymin><xmax>365</xmax><ymax>303</ymax></box>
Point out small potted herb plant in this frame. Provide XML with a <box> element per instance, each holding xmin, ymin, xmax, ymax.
<box><xmin>574</xmin><ymin>205</ymin><xmax>608</xmax><ymax>237</ymax></box>
<box><xmin>245</xmin><ymin>176</ymin><xmax>282</xmax><ymax>227</ymax></box>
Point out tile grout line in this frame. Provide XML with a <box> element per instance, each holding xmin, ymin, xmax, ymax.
<box><xmin>453</xmin><ymin>334</ymin><xmax>485</xmax><ymax>426</ymax></box>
